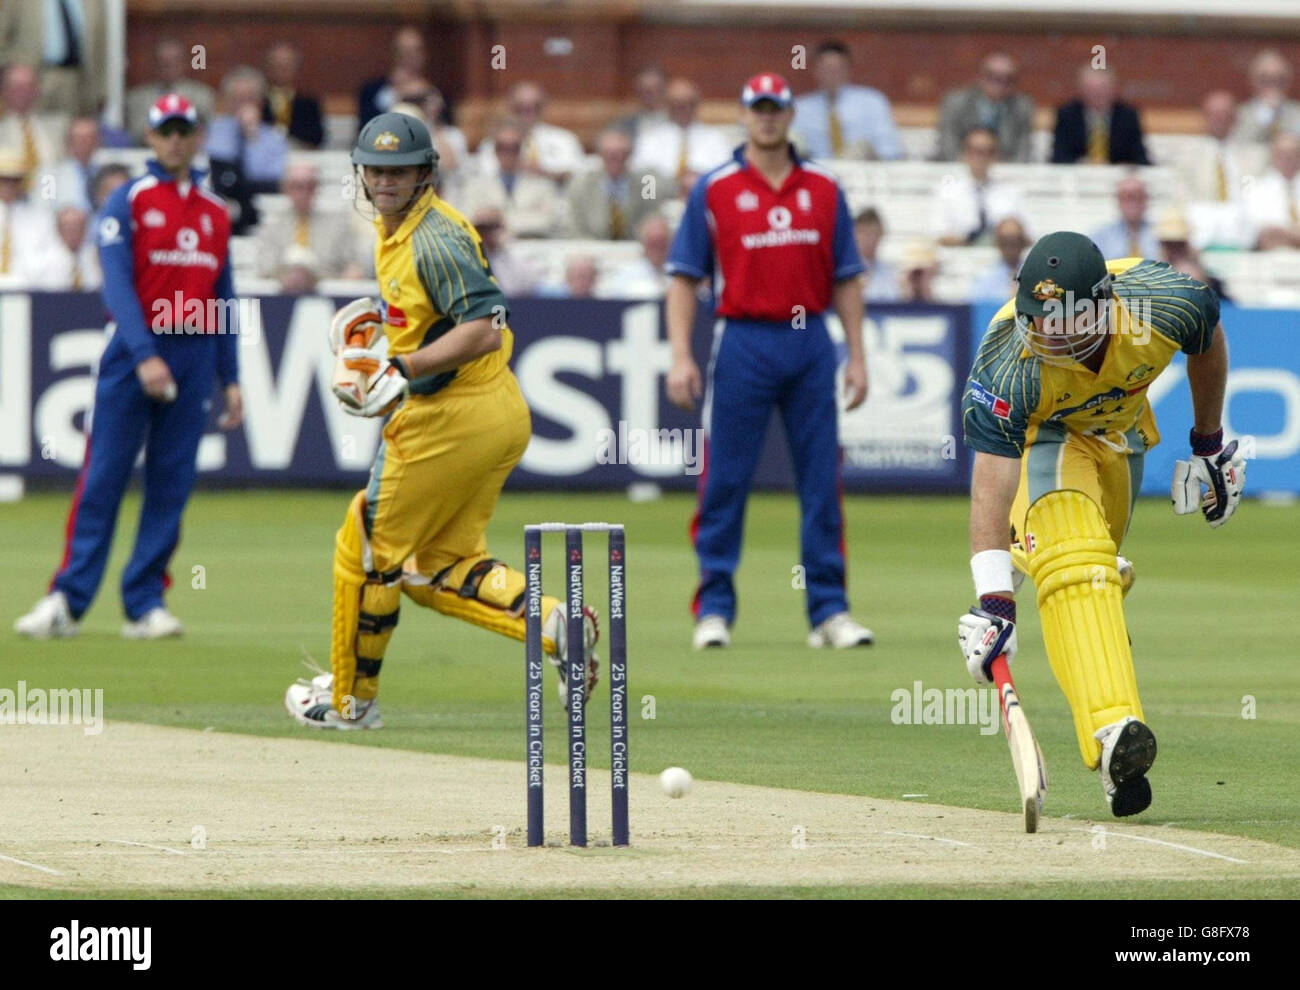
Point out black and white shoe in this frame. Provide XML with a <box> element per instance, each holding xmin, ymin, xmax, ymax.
<box><xmin>544</xmin><ymin>603</ymin><xmax>600</xmax><ymax>708</ymax></box>
<box><xmin>1095</xmin><ymin>716</ymin><xmax>1157</xmax><ymax>817</ymax></box>
<box><xmin>284</xmin><ymin>671</ymin><xmax>384</xmax><ymax>730</ymax></box>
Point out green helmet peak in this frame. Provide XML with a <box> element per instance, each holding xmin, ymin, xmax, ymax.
<box><xmin>1014</xmin><ymin>231</ymin><xmax>1110</xmax><ymax>318</ymax></box>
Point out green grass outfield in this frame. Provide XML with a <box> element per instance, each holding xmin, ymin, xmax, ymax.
<box><xmin>2</xmin><ymin>488</ymin><xmax>1298</xmax><ymax>898</ymax></box>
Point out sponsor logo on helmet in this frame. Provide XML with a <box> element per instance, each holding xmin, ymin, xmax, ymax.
<box><xmin>373</xmin><ymin>131</ymin><xmax>401</xmax><ymax>151</ymax></box>
<box><xmin>1032</xmin><ymin>279</ymin><xmax>1065</xmax><ymax>301</ymax></box>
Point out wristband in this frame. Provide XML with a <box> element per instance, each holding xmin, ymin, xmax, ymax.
<box><xmin>1190</xmin><ymin>428</ymin><xmax>1223</xmax><ymax>457</ymax></box>
<box><xmin>390</xmin><ymin>355</ymin><xmax>412</xmax><ymax>379</ymax></box>
<box><xmin>971</xmin><ymin>549</ymin><xmax>1014</xmax><ymax>598</ymax></box>
<box><xmin>979</xmin><ymin>594</ymin><xmax>1016</xmax><ymax>624</ymax></box>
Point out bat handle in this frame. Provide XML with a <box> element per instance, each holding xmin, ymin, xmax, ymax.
<box><xmin>989</xmin><ymin>654</ymin><xmax>1013</xmax><ymax>691</ymax></box>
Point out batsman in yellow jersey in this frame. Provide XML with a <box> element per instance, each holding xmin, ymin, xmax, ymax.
<box><xmin>284</xmin><ymin>112</ymin><xmax>596</xmax><ymax>729</ymax></box>
<box><xmin>958</xmin><ymin>231</ymin><xmax>1247</xmax><ymax>817</ymax></box>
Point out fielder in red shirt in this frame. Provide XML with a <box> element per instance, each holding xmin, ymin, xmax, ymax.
<box><xmin>665</xmin><ymin>72</ymin><xmax>874</xmax><ymax>650</ymax></box>
<box><xmin>15</xmin><ymin>95</ymin><xmax>243</xmax><ymax>640</ymax></box>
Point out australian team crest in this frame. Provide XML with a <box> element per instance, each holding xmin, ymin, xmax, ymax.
<box><xmin>1032</xmin><ymin>279</ymin><xmax>1065</xmax><ymax>301</ymax></box>
<box><xmin>373</xmin><ymin>131</ymin><xmax>401</xmax><ymax>152</ymax></box>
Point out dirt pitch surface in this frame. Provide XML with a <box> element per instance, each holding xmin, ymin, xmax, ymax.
<box><xmin>3</xmin><ymin>723</ymin><xmax>1297</xmax><ymax>896</ymax></box>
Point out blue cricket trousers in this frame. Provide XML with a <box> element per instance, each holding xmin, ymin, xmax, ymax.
<box><xmin>691</xmin><ymin>314</ymin><xmax>847</xmax><ymax>628</ymax></box>
<box><xmin>51</xmin><ymin>329</ymin><xmax>216</xmax><ymax>621</ymax></box>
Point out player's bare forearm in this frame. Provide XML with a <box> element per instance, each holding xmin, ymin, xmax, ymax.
<box><xmin>832</xmin><ymin>276</ymin><xmax>866</xmax><ymax>366</ymax></box>
<box><xmin>403</xmin><ymin>317</ymin><xmax>502</xmax><ymax>378</ymax></box>
<box><xmin>970</xmin><ymin>451</ymin><xmax>1022</xmax><ymax>560</ymax></box>
<box><xmin>1186</xmin><ymin>323</ymin><xmax>1228</xmax><ymax>435</ymax></box>
<box><xmin>666</xmin><ymin>275</ymin><xmax>699</xmax><ymax>361</ymax></box>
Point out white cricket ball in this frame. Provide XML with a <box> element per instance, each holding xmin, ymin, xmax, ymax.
<box><xmin>659</xmin><ymin>766</ymin><xmax>692</xmax><ymax>799</ymax></box>
<box><xmin>161</xmin><ymin>382</ymin><xmax>178</xmax><ymax>402</ymax></box>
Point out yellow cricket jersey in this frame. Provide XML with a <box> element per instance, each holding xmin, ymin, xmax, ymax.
<box><xmin>963</xmin><ymin>258</ymin><xmax>1221</xmax><ymax>458</ymax></box>
<box><xmin>373</xmin><ymin>188</ymin><xmax>514</xmax><ymax>396</ymax></box>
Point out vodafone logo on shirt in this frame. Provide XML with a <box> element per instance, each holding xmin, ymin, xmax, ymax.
<box><xmin>741</xmin><ymin>204</ymin><xmax>821</xmax><ymax>249</ymax></box>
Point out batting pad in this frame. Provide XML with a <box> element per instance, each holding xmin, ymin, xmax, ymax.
<box><xmin>401</xmin><ymin>556</ymin><xmax>562</xmax><ymax>651</ymax></box>
<box><xmin>331</xmin><ymin>492</ymin><xmax>370</xmax><ymax>712</ymax></box>
<box><xmin>1025</xmin><ymin>489</ymin><xmax>1144</xmax><ymax>768</ymax></box>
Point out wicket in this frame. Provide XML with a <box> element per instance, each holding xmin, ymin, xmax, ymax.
<box><xmin>524</xmin><ymin>522</ymin><xmax>629</xmax><ymax>847</ymax></box>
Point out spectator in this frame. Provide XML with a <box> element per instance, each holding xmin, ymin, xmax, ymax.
<box><xmin>540</xmin><ymin>254</ymin><xmax>598</xmax><ymax>299</ymax></box>
<box><xmin>25</xmin><ymin>205</ymin><xmax>99</xmax><ymax>290</ymax></box>
<box><xmin>89</xmin><ymin>162</ymin><xmax>128</xmax><ymax>213</ymax></box>
<box><xmin>1232</xmin><ymin>49</ymin><xmax>1300</xmax><ymax>147</ymax></box>
<box><xmin>792</xmin><ymin>40</ymin><xmax>903</xmax><ymax>161</ymax></box>
<box><xmin>255</xmin><ymin>163</ymin><xmax>368</xmax><ymax>280</ymax></box>
<box><xmin>853</xmin><ymin>207</ymin><xmax>900</xmax><ymax>302</ymax></box>
<box><xmin>0</xmin><ymin>64</ymin><xmax>67</xmax><ymax>182</ymax></box>
<box><xmin>411</xmin><ymin>86</ymin><xmax>468</xmax><ymax>189</ymax></box>
<box><xmin>1245</xmin><ymin>132</ymin><xmax>1300</xmax><ymax>251</ymax></box>
<box><xmin>458</xmin><ymin>118</ymin><xmax>564</xmax><ymax>238</ymax></box>
<box><xmin>1181</xmin><ymin>90</ymin><xmax>1267</xmax><ymax>203</ymax></box>
<box><xmin>1051</xmin><ymin>66</ymin><xmax>1150</xmax><ymax>166</ymax></box>
<box><xmin>1155</xmin><ymin>209</ymin><xmax>1229</xmax><ymax>302</ymax></box>
<box><xmin>262</xmin><ymin>41</ymin><xmax>323</xmax><ymax>149</ymax></box>
<box><xmin>358</xmin><ymin>26</ymin><xmax>429</xmax><ymax>126</ymax></box>
<box><xmin>470</xmin><ymin>204</ymin><xmax>539</xmax><ymax>296</ymax></box>
<box><xmin>276</xmin><ymin>243</ymin><xmax>319</xmax><ymax>295</ymax></box>
<box><xmin>900</xmin><ymin>241</ymin><xmax>939</xmax><ymax>303</ymax></box>
<box><xmin>0</xmin><ymin>150</ymin><xmax>55</xmax><ymax>285</ymax></box>
<box><xmin>41</xmin><ymin>115</ymin><xmax>98</xmax><ymax>209</ymax></box>
<box><xmin>931</xmin><ymin>127</ymin><xmax>1026</xmax><ymax>246</ymax></box>
<box><xmin>1090</xmin><ymin>174</ymin><xmax>1159</xmax><ymax>259</ymax></box>
<box><xmin>125</xmin><ymin>38</ymin><xmax>216</xmax><ymax>142</ymax></box>
<box><xmin>565</xmin><ymin>127</ymin><xmax>667</xmax><ymax>240</ymax></box>
<box><xmin>206</xmin><ymin>66</ymin><xmax>288</xmax><ymax>193</ymax></box>
<box><xmin>477</xmin><ymin>82</ymin><xmax>586</xmax><ymax>186</ymax></box>
<box><xmin>613</xmin><ymin>66</ymin><xmax>667</xmax><ymax>141</ymax></box>
<box><xmin>0</xmin><ymin>0</ymin><xmax>106</xmax><ymax>117</ymax></box>
<box><xmin>631</xmin><ymin>77</ymin><xmax>732</xmax><ymax>189</ymax></box>
<box><xmin>935</xmin><ymin>53</ymin><xmax>1035</xmax><ymax>163</ymax></box>
<box><xmin>970</xmin><ymin>217</ymin><xmax>1031</xmax><ymax>302</ymax></box>
<box><xmin>601</xmin><ymin>212</ymin><xmax>672</xmax><ymax>300</ymax></box>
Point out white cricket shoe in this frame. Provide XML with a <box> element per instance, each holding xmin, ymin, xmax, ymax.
<box><xmin>14</xmin><ymin>591</ymin><xmax>79</xmax><ymax>639</ymax></box>
<box><xmin>544</xmin><ymin>603</ymin><xmax>600</xmax><ymax>707</ymax></box>
<box><xmin>121</xmin><ymin>607</ymin><xmax>184</xmax><ymax>640</ymax></box>
<box><xmin>284</xmin><ymin>671</ymin><xmax>384</xmax><ymax>730</ymax></box>
<box><xmin>692</xmin><ymin>615</ymin><xmax>730</xmax><ymax>650</ymax></box>
<box><xmin>1095</xmin><ymin>715</ymin><xmax>1156</xmax><ymax>817</ymax></box>
<box><xmin>807</xmin><ymin>612</ymin><xmax>874</xmax><ymax>649</ymax></box>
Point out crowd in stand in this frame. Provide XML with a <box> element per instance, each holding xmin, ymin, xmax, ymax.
<box><xmin>2</xmin><ymin>12</ymin><xmax>1300</xmax><ymax>302</ymax></box>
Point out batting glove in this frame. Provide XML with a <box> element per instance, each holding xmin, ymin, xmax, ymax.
<box><xmin>1171</xmin><ymin>430</ymin><xmax>1246</xmax><ymax>528</ymax></box>
<box><xmin>340</xmin><ymin>350</ymin><xmax>410</xmax><ymax>418</ymax></box>
<box><xmin>329</xmin><ymin>297</ymin><xmax>382</xmax><ymax>355</ymax></box>
<box><xmin>958</xmin><ymin>596</ymin><xmax>1017</xmax><ymax>685</ymax></box>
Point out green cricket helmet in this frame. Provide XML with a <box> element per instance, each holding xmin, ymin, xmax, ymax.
<box><xmin>352</xmin><ymin>112</ymin><xmax>439</xmax><ymax>168</ymax></box>
<box><xmin>1013</xmin><ymin>230</ymin><xmax>1114</xmax><ymax>365</ymax></box>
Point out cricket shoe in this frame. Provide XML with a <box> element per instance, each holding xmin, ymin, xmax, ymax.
<box><xmin>807</xmin><ymin>612</ymin><xmax>874</xmax><ymax>649</ymax></box>
<box><xmin>544</xmin><ymin>603</ymin><xmax>599</xmax><ymax>708</ymax></box>
<box><xmin>121</xmin><ymin>607</ymin><xmax>184</xmax><ymax>639</ymax></box>
<box><xmin>692</xmin><ymin>615</ymin><xmax>730</xmax><ymax>649</ymax></box>
<box><xmin>284</xmin><ymin>671</ymin><xmax>384</xmax><ymax>730</ymax></box>
<box><xmin>14</xmin><ymin>591</ymin><xmax>79</xmax><ymax>639</ymax></box>
<box><xmin>1095</xmin><ymin>715</ymin><xmax>1157</xmax><ymax>817</ymax></box>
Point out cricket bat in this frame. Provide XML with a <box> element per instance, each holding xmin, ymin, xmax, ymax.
<box><xmin>990</xmin><ymin>654</ymin><xmax>1047</xmax><ymax>833</ymax></box>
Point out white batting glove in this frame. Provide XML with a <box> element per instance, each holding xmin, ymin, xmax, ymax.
<box><xmin>340</xmin><ymin>349</ymin><xmax>410</xmax><ymax>418</ymax></box>
<box><xmin>958</xmin><ymin>600</ymin><xmax>1017</xmax><ymax>685</ymax></box>
<box><xmin>1172</xmin><ymin>435</ymin><xmax>1246</xmax><ymax>529</ymax></box>
<box><xmin>329</xmin><ymin>297</ymin><xmax>382</xmax><ymax>355</ymax></box>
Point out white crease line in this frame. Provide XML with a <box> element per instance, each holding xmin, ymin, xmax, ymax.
<box><xmin>1072</xmin><ymin>828</ymin><xmax>1247</xmax><ymax>863</ymax></box>
<box><xmin>0</xmin><ymin>852</ymin><xmax>63</xmax><ymax>875</ymax></box>
<box><xmin>104</xmin><ymin>839</ymin><xmax>186</xmax><ymax>856</ymax></box>
<box><xmin>883</xmin><ymin>830</ymin><xmax>974</xmax><ymax>848</ymax></box>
